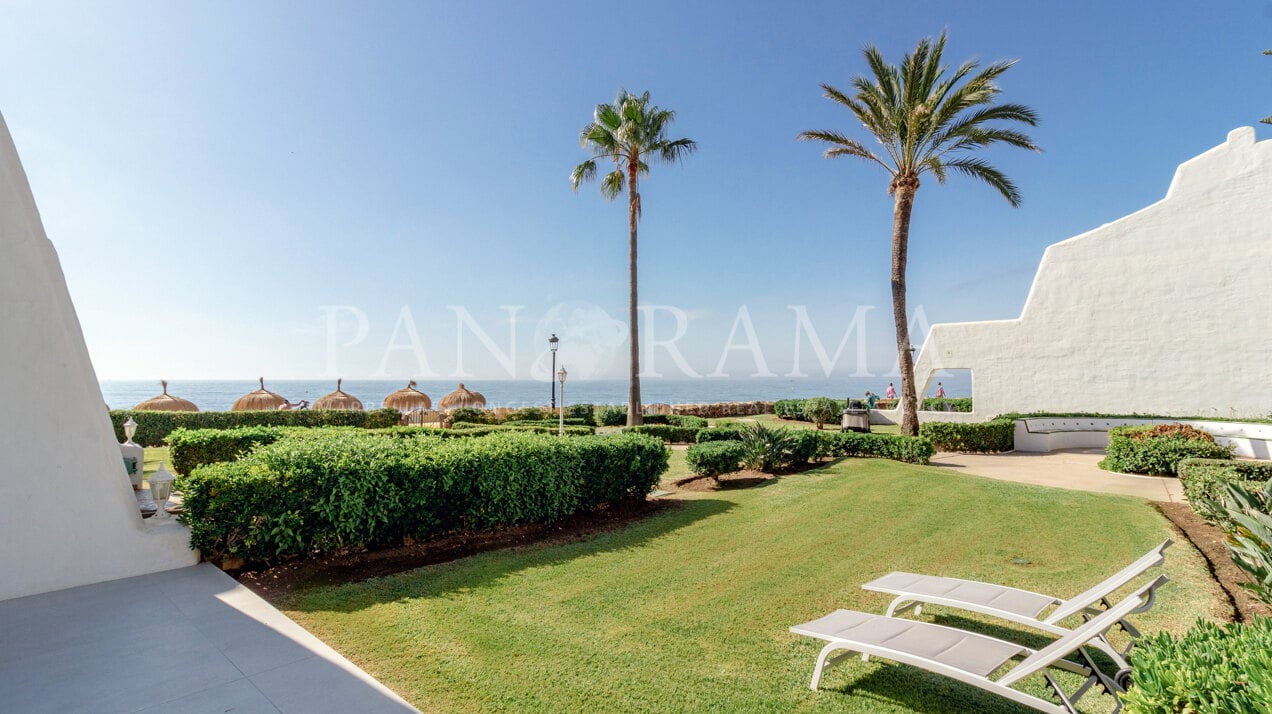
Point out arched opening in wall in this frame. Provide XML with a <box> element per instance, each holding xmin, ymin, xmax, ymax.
<box><xmin>919</xmin><ymin>368</ymin><xmax>973</xmax><ymax>413</ymax></box>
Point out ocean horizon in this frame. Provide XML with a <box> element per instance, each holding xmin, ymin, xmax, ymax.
<box><xmin>100</xmin><ymin>374</ymin><xmax>971</xmax><ymax>412</ymax></box>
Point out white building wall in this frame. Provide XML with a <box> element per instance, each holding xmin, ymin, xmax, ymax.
<box><xmin>910</xmin><ymin>127</ymin><xmax>1272</xmax><ymax>421</ymax></box>
<box><xmin>0</xmin><ymin>112</ymin><xmax>196</xmax><ymax>602</ymax></box>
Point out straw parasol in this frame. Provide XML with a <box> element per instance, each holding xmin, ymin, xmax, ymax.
<box><xmin>313</xmin><ymin>378</ymin><xmax>364</xmax><ymax>411</ymax></box>
<box><xmin>439</xmin><ymin>383</ymin><xmax>486</xmax><ymax>409</ymax></box>
<box><xmin>383</xmin><ymin>379</ymin><xmax>431</xmax><ymax>413</ymax></box>
<box><xmin>231</xmin><ymin>377</ymin><xmax>287</xmax><ymax>411</ymax></box>
<box><xmin>133</xmin><ymin>380</ymin><xmax>199</xmax><ymax>412</ymax></box>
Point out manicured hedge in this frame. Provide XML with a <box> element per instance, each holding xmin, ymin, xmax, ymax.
<box><xmin>622</xmin><ymin>424</ymin><xmax>703</xmax><ymax>444</ymax></box>
<box><xmin>1100</xmin><ymin>424</ymin><xmax>1233</xmax><ymax>476</ymax></box>
<box><xmin>597</xmin><ymin>405</ymin><xmax>629</xmax><ymax>427</ymax></box>
<box><xmin>818</xmin><ymin>431</ymin><xmax>935</xmax><ymax>464</ymax></box>
<box><xmin>444</xmin><ymin>424</ymin><xmax>595</xmax><ymax>438</ymax></box>
<box><xmin>180</xmin><ymin>431</ymin><xmax>668</xmax><ymax>565</ymax></box>
<box><xmin>774</xmin><ymin>398</ymin><xmax>847</xmax><ymax>422</ymax></box>
<box><xmin>450</xmin><ymin>404</ymin><xmax>599</xmax><ymax>427</ymax></box>
<box><xmin>921</xmin><ymin>397</ymin><xmax>973</xmax><ymax>412</ymax></box>
<box><xmin>452</xmin><ymin>418</ymin><xmax>591</xmax><ymax>429</ymax></box>
<box><xmin>167</xmin><ymin>426</ymin><xmax>291</xmax><ymax>475</ymax></box>
<box><xmin>109</xmin><ymin>408</ymin><xmax>401</xmax><ymax>447</ymax></box>
<box><xmin>1120</xmin><ymin>617</ymin><xmax>1272</xmax><ymax>713</ymax></box>
<box><xmin>1180</xmin><ymin>458</ymin><xmax>1272</xmax><ymax>527</ymax></box>
<box><xmin>685</xmin><ymin>441</ymin><xmax>746</xmax><ymax>480</ymax></box>
<box><xmin>696</xmin><ymin>425</ymin><xmax>747</xmax><ymax>443</ymax></box>
<box><xmin>920</xmin><ymin>418</ymin><xmax>1015</xmax><ymax>452</ymax></box>
<box><xmin>641</xmin><ymin>413</ymin><xmax>709</xmax><ymax>429</ymax></box>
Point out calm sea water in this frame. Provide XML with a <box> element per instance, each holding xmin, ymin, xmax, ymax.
<box><xmin>100</xmin><ymin>374</ymin><xmax>971</xmax><ymax>411</ymax></box>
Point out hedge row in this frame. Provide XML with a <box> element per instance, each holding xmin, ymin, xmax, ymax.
<box><xmin>180</xmin><ymin>431</ymin><xmax>668</xmax><ymax>565</ymax></box>
<box><xmin>622</xmin><ymin>424</ymin><xmax>703</xmax><ymax>444</ymax></box>
<box><xmin>451</xmin><ymin>418</ymin><xmax>591</xmax><ymax>429</ymax></box>
<box><xmin>1100</xmin><ymin>424</ymin><xmax>1233</xmax><ymax>476</ymax></box>
<box><xmin>441</xmin><ymin>424</ymin><xmax>595</xmax><ymax>438</ymax></box>
<box><xmin>450</xmin><ymin>404</ymin><xmax>598</xmax><ymax>427</ymax></box>
<box><xmin>110</xmin><ymin>408</ymin><xmax>401</xmax><ymax>447</ymax></box>
<box><xmin>919</xmin><ymin>418</ymin><xmax>1015</xmax><ymax>452</ymax></box>
<box><xmin>168</xmin><ymin>426</ymin><xmax>293</xmax><ymax>475</ymax></box>
<box><xmin>922</xmin><ymin>397</ymin><xmax>973</xmax><ymax>412</ymax></box>
<box><xmin>640</xmin><ymin>413</ymin><xmax>709</xmax><ymax>429</ymax></box>
<box><xmin>1179</xmin><ymin>458</ymin><xmax>1272</xmax><ymax>526</ymax></box>
<box><xmin>696</xmin><ymin>426</ymin><xmax>747</xmax><ymax>443</ymax></box>
<box><xmin>684</xmin><ymin>426</ymin><xmax>934</xmax><ymax>474</ymax></box>
<box><xmin>818</xmin><ymin>431</ymin><xmax>935</xmax><ymax>464</ymax></box>
<box><xmin>774</xmin><ymin>398</ymin><xmax>847</xmax><ymax>421</ymax></box>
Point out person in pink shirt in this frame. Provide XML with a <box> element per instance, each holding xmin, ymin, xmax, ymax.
<box><xmin>885</xmin><ymin>383</ymin><xmax>896</xmax><ymax>399</ymax></box>
<box><xmin>935</xmin><ymin>382</ymin><xmax>945</xmax><ymax>398</ymax></box>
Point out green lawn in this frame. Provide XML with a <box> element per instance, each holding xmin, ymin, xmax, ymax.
<box><xmin>281</xmin><ymin>457</ymin><xmax>1223</xmax><ymax>713</ymax></box>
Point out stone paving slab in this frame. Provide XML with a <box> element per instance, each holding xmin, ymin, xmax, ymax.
<box><xmin>0</xmin><ymin>563</ymin><xmax>418</xmax><ymax>714</ymax></box>
<box><xmin>928</xmin><ymin>448</ymin><xmax>1184</xmax><ymax>502</ymax></box>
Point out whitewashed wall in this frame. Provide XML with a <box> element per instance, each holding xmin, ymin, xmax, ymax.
<box><xmin>0</xmin><ymin>112</ymin><xmax>196</xmax><ymax>602</ymax></box>
<box><xmin>908</xmin><ymin>127</ymin><xmax>1272</xmax><ymax>422</ymax></box>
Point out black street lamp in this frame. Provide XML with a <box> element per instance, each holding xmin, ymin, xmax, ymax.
<box><xmin>548</xmin><ymin>333</ymin><xmax>559</xmax><ymax>408</ymax></box>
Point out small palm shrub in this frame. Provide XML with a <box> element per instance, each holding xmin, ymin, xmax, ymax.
<box><xmin>803</xmin><ymin>397</ymin><xmax>840</xmax><ymax>429</ymax></box>
<box><xmin>1119</xmin><ymin>617</ymin><xmax>1272</xmax><ymax>713</ymax></box>
<box><xmin>739</xmin><ymin>423</ymin><xmax>795</xmax><ymax>473</ymax></box>
<box><xmin>1100</xmin><ymin>423</ymin><xmax>1233</xmax><ymax>476</ymax></box>
<box><xmin>1201</xmin><ymin>480</ymin><xmax>1272</xmax><ymax>605</ymax></box>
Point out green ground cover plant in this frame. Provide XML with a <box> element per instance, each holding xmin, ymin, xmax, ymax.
<box><xmin>282</xmin><ymin>458</ymin><xmax>1221</xmax><ymax>713</ymax></box>
<box><xmin>1100</xmin><ymin>424</ymin><xmax>1232</xmax><ymax>476</ymax></box>
<box><xmin>180</xmin><ymin>431</ymin><xmax>666</xmax><ymax>565</ymax></box>
<box><xmin>1120</xmin><ymin>617</ymin><xmax>1272</xmax><ymax>713</ymax></box>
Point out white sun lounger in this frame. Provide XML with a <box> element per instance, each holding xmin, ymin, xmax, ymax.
<box><xmin>861</xmin><ymin>540</ymin><xmax>1172</xmax><ymax>666</ymax></box>
<box><xmin>790</xmin><ymin>575</ymin><xmax>1167</xmax><ymax>713</ymax></box>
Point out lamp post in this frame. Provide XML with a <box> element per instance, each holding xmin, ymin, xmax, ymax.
<box><xmin>557</xmin><ymin>366</ymin><xmax>567</xmax><ymax>436</ymax></box>
<box><xmin>548</xmin><ymin>333</ymin><xmax>559</xmax><ymax>408</ymax></box>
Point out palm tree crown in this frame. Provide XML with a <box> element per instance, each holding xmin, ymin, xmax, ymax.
<box><xmin>799</xmin><ymin>32</ymin><xmax>1039</xmax><ymax>203</ymax></box>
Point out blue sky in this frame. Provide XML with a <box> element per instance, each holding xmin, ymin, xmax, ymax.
<box><xmin>2</xmin><ymin>2</ymin><xmax>1269</xmax><ymax>381</ymax></box>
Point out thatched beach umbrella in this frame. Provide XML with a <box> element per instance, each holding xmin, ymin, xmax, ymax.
<box><xmin>439</xmin><ymin>383</ymin><xmax>486</xmax><ymax>410</ymax></box>
<box><xmin>314</xmin><ymin>378</ymin><xmax>364</xmax><ymax>411</ymax></box>
<box><xmin>232</xmin><ymin>377</ymin><xmax>287</xmax><ymax>411</ymax></box>
<box><xmin>383</xmin><ymin>379</ymin><xmax>431</xmax><ymax>413</ymax></box>
<box><xmin>134</xmin><ymin>380</ymin><xmax>199</xmax><ymax>412</ymax></box>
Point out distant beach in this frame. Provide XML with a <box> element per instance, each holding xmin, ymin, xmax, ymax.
<box><xmin>100</xmin><ymin>375</ymin><xmax>971</xmax><ymax>412</ymax></box>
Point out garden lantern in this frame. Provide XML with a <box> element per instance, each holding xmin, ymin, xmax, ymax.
<box><xmin>148</xmin><ymin>462</ymin><xmax>175</xmax><ymax>520</ymax></box>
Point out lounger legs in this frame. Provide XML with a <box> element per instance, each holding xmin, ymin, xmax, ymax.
<box><xmin>809</xmin><ymin>643</ymin><xmax>856</xmax><ymax>690</ymax></box>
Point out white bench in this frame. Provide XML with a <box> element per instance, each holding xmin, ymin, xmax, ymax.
<box><xmin>1015</xmin><ymin>418</ymin><xmax>1272</xmax><ymax>458</ymax></box>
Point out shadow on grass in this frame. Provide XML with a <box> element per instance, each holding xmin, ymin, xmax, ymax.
<box><xmin>285</xmin><ymin>496</ymin><xmax>736</xmax><ymax>612</ymax></box>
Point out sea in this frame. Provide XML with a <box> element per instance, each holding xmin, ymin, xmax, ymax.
<box><xmin>101</xmin><ymin>374</ymin><xmax>972</xmax><ymax>411</ymax></box>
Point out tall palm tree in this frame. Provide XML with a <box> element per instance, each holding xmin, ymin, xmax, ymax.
<box><xmin>571</xmin><ymin>90</ymin><xmax>696</xmax><ymax>426</ymax></box>
<box><xmin>799</xmin><ymin>32</ymin><xmax>1039</xmax><ymax>436</ymax></box>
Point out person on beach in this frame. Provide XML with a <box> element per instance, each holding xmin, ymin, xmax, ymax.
<box><xmin>885</xmin><ymin>383</ymin><xmax>896</xmax><ymax>399</ymax></box>
<box><xmin>935</xmin><ymin>382</ymin><xmax>945</xmax><ymax>398</ymax></box>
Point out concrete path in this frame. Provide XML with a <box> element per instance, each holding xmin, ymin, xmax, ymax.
<box><xmin>928</xmin><ymin>448</ymin><xmax>1184</xmax><ymax>502</ymax></box>
<box><xmin>0</xmin><ymin>563</ymin><xmax>418</xmax><ymax>714</ymax></box>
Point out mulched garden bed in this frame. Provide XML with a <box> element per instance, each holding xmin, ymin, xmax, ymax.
<box><xmin>1156</xmin><ymin>501</ymin><xmax>1271</xmax><ymax>622</ymax></box>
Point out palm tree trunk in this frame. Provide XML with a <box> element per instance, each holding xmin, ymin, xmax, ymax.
<box><xmin>890</xmin><ymin>179</ymin><xmax>920</xmax><ymax>436</ymax></box>
<box><xmin>626</xmin><ymin>161</ymin><xmax>643</xmax><ymax>427</ymax></box>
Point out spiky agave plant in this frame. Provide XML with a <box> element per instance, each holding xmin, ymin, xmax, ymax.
<box><xmin>739</xmin><ymin>422</ymin><xmax>795</xmax><ymax>473</ymax></box>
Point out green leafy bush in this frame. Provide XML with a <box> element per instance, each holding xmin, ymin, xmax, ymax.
<box><xmin>449</xmin><ymin>407</ymin><xmax>498</xmax><ymax>425</ymax></box>
<box><xmin>167</xmin><ymin>426</ymin><xmax>290</xmax><ymax>475</ymax></box>
<box><xmin>1119</xmin><ymin>617</ymin><xmax>1272</xmax><ymax>713</ymax></box>
<box><xmin>446</xmin><ymin>423</ymin><xmax>595</xmax><ymax>437</ymax></box>
<box><xmin>597</xmin><ymin>405</ymin><xmax>629</xmax><ymax>427</ymax></box>
<box><xmin>1200</xmin><ymin>480</ymin><xmax>1272</xmax><ymax>604</ymax></box>
<box><xmin>507</xmin><ymin>407</ymin><xmax>546</xmax><ymax>422</ymax></box>
<box><xmin>739</xmin><ymin>422</ymin><xmax>796</xmax><ymax>473</ymax></box>
<box><xmin>564</xmin><ymin>403</ymin><xmax>596</xmax><ymax>426</ymax></box>
<box><xmin>181</xmin><ymin>431</ymin><xmax>667</xmax><ymax>565</ymax></box>
<box><xmin>696</xmin><ymin>425</ymin><xmax>747</xmax><ymax>443</ymax></box>
<box><xmin>921</xmin><ymin>397</ymin><xmax>973</xmax><ymax>412</ymax></box>
<box><xmin>109</xmin><ymin>408</ymin><xmax>401</xmax><ymax>447</ymax></box>
<box><xmin>1100</xmin><ymin>424</ymin><xmax>1233</xmax><ymax>476</ymax></box>
<box><xmin>920</xmin><ymin>418</ymin><xmax>1015</xmax><ymax>452</ymax></box>
<box><xmin>803</xmin><ymin>397</ymin><xmax>840</xmax><ymax>429</ymax></box>
<box><xmin>685</xmin><ymin>441</ymin><xmax>746</xmax><ymax>480</ymax></box>
<box><xmin>622</xmin><ymin>424</ymin><xmax>703</xmax><ymax>444</ymax></box>
<box><xmin>1180</xmin><ymin>458</ymin><xmax>1272</xmax><ymax>524</ymax></box>
<box><xmin>641</xmin><ymin>413</ymin><xmax>709</xmax><ymax>429</ymax></box>
<box><xmin>818</xmin><ymin>431</ymin><xmax>935</xmax><ymax>464</ymax></box>
<box><xmin>774</xmin><ymin>398</ymin><xmax>847</xmax><ymax>422</ymax></box>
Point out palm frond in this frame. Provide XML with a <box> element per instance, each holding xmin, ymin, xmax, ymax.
<box><xmin>599</xmin><ymin>169</ymin><xmax>625</xmax><ymax>200</ymax></box>
<box><xmin>944</xmin><ymin>157</ymin><xmax>1022</xmax><ymax>206</ymax></box>
<box><xmin>570</xmin><ymin>160</ymin><xmax>597</xmax><ymax>191</ymax></box>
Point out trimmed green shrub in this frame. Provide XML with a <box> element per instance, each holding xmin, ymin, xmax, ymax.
<box><xmin>181</xmin><ymin>431</ymin><xmax>667</xmax><ymax>565</ymax></box>
<box><xmin>803</xmin><ymin>397</ymin><xmax>840</xmax><ymax>429</ymax></box>
<box><xmin>449</xmin><ymin>407</ymin><xmax>498</xmax><ymax>425</ymax></box>
<box><xmin>774</xmin><ymin>398</ymin><xmax>847</xmax><ymax>422</ymax></box>
<box><xmin>507</xmin><ymin>407</ymin><xmax>546</xmax><ymax>422</ymax></box>
<box><xmin>696</xmin><ymin>425</ymin><xmax>747</xmax><ymax>443</ymax></box>
<box><xmin>563</xmin><ymin>403</ymin><xmax>596</xmax><ymax>426</ymax></box>
<box><xmin>818</xmin><ymin>431</ymin><xmax>935</xmax><ymax>464</ymax></box>
<box><xmin>1180</xmin><ymin>458</ymin><xmax>1272</xmax><ymax>524</ymax></box>
<box><xmin>788</xmin><ymin>429</ymin><xmax>822</xmax><ymax>463</ymax></box>
<box><xmin>1100</xmin><ymin>424</ymin><xmax>1233</xmax><ymax>476</ymax></box>
<box><xmin>641</xmin><ymin>413</ymin><xmax>709</xmax><ymax>429</ymax></box>
<box><xmin>1119</xmin><ymin>617</ymin><xmax>1272</xmax><ymax>713</ymax></box>
<box><xmin>453</xmin><ymin>418</ymin><xmax>590</xmax><ymax>429</ymax></box>
<box><xmin>685</xmin><ymin>441</ymin><xmax>746</xmax><ymax>481</ymax></box>
<box><xmin>597</xmin><ymin>405</ymin><xmax>629</xmax><ymax>427</ymax></box>
<box><xmin>446</xmin><ymin>423</ymin><xmax>595</xmax><ymax>437</ymax></box>
<box><xmin>109</xmin><ymin>408</ymin><xmax>401</xmax><ymax>447</ymax></box>
<box><xmin>167</xmin><ymin>426</ymin><xmax>290</xmax><ymax>475</ymax></box>
<box><xmin>622</xmin><ymin>424</ymin><xmax>703</xmax><ymax>444</ymax></box>
<box><xmin>920</xmin><ymin>418</ymin><xmax>1015</xmax><ymax>452</ymax></box>
<box><xmin>921</xmin><ymin>397</ymin><xmax>973</xmax><ymax>412</ymax></box>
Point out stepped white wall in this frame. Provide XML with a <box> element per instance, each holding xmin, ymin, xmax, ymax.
<box><xmin>0</xmin><ymin>112</ymin><xmax>196</xmax><ymax>601</ymax></box>
<box><xmin>912</xmin><ymin>127</ymin><xmax>1272</xmax><ymax>421</ymax></box>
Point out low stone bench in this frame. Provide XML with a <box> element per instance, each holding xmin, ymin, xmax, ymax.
<box><xmin>1015</xmin><ymin>418</ymin><xmax>1272</xmax><ymax>458</ymax></box>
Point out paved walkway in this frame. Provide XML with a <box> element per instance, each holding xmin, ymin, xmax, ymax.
<box><xmin>0</xmin><ymin>563</ymin><xmax>418</xmax><ymax>713</ymax></box>
<box><xmin>928</xmin><ymin>448</ymin><xmax>1183</xmax><ymax>502</ymax></box>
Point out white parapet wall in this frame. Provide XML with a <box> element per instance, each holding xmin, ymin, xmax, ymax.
<box><xmin>0</xmin><ymin>112</ymin><xmax>197</xmax><ymax>602</ymax></box>
<box><xmin>908</xmin><ymin>127</ymin><xmax>1272</xmax><ymax>422</ymax></box>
